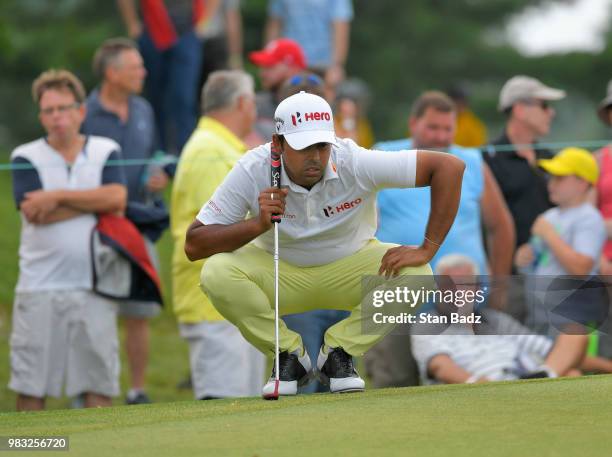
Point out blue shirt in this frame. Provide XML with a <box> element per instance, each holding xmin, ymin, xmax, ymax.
<box><xmin>375</xmin><ymin>138</ymin><xmax>487</xmax><ymax>276</ymax></box>
<box><xmin>268</xmin><ymin>0</ymin><xmax>353</xmax><ymax>67</ymax></box>
<box><xmin>81</xmin><ymin>89</ymin><xmax>157</xmax><ymax>204</ymax></box>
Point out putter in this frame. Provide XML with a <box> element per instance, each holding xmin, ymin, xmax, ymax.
<box><xmin>264</xmin><ymin>139</ymin><xmax>282</xmax><ymax>401</ymax></box>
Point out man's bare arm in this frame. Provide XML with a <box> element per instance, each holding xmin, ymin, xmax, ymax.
<box><xmin>481</xmin><ymin>163</ymin><xmax>515</xmax><ymax>276</ymax></box>
<box><xmin>379</xmin><ymin>151</ymin><xmax>465</xmax><ymax>276</ymax></box>
<box><xmin>185</xmin><ymin>219</ymin><xmax>266</xmax><ymax>261</ymax></box>
<box><xmin>26</xmin><ymin>207</ymin><xmax>85</xmax><ymax>225</ymax></box>
<box><xmin>22</xmin><ymin>184</ymin><xmax>126</xmax><ymax>224</ymax></box>
<box><xmin>264</xmin><ymin>17</ymin><xmax>282</xmax><ymax>44</ymax></box>
<box><xmin>55</xmin><ymin>184</ymin><xmax>127</xmax><ymax>213</ymax></box>
<box><xmin>185</xmin><ymin>187</ymin><xmax>287</xmax><ymax>261</ymax></box>
<box><xmin>116</xmin><ymin>0</ymin><xmax>142</xmax><ymax>38</ymax></box>
<box><xmin>226</xmin><ymin>5</ymin><xmax>243</xmax><ymax>68</ymax></box>
<box><xmin>428</xmin><ymin>354</ymin><xmax>487</xmax><ymax>384</ymax></box>
<box><xmin>416</xmin><ymin>150</ymin><xmax>465</xmax><ymax>248</ymax></box>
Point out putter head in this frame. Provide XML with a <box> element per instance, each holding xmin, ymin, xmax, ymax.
<box><xmin>262</xmin><ymin>379</ymin><xmax>280</xmax><ymax>401</ymax></box>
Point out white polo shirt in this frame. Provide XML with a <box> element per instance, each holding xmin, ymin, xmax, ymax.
<box><xmin>197</xmin><ymin>137</ymin><xmax>417</xmax><ymax>266</ymax></box>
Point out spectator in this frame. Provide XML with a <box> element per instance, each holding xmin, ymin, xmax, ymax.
<box><xmin>484</xmin><ymin>75</ymin><xmax>565</xmax><ymax>251</ymax></box>
<box><xmin>9</xmin><ymin>69</ymin><xmax>127</xmax><ymax>411</ymax></box>
<box><xmin>365</xmin><ymin>91</ymin><xmax>514</xmax><ymax>388</ymax></box>
<box><xmin>411</xmin><ymin>255</ymin><xmax>589</xmax><ymax>384</ymax></box>
<box><xmin>515</xmin><ymin>147</ymin><xmax>607</xmax><ymax>335</ymax></box>
<box><xmin>247</xmin><ymin>38</ymin><xmax>307</xmax><ymax>147</ymax></box>
<box><xmin>117</xmin><ymin>0</ymin><xmax>221</xmax><ymax>154</ymax></box>
<box><xmin>334</xmin><ymin>78</ymin><xmax>375</xmax><ymax>148</ymax></box>
<box><xmin>376</xmin><ymin>91</ymin><xmax>514</xmax><ymax>283</ymax></box>
<box><xmin>81</xmin><ymin>38</ymin><xmax>168</xmax><ymax>405</ymax></box>
<box><xmin>594</xmin><ymin>80</ymin><xmax>612</xmax><ymax>277</ymax></box>
<box><xmin>446</xmin><ymin>84</ymin><xmax>487</xmax><ymax>147</ymax></box>
<box><xmin>171</xmin><ymin>70</ymin><xmax>265</xmax><ymax>399</ymax></box>
<box><xmin>264</xmin><ymin>0</ymin><xmax>353</xmax><ymax>88</ymax></box>
<box><xmin>483</xmin><ymin>75</ymin><xmax>566</xmax><ymax>321</ymax></box>
<box><xmin>197</xmin><ymin>0</ymin><xmax>243</xmax><ymax>102</ymax></box>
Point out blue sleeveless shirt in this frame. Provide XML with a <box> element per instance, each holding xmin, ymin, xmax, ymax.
<box><xmin>375</xmin><ymin>138</ymin><xmax>487</xmax><ymax>276</ymax></box>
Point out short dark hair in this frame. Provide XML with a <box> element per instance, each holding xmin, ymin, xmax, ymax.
<box><xmin>31</xmin><ymin>69</ymin><xmax>86</xmax><ymax>104</ymax></box>
<box><xmin>410</xmin><ymin>91</ymin><xmax>456</xmax><ymax>119</ymax></box>
<box><xmin>92</xmin><ymin>37</ymin><xmax>138</xmax><ymax>79</ymax></box>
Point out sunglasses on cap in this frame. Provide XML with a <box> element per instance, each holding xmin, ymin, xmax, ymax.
<box><xmin>288</xmin><ymin>74</ymin><xmax>324</xmax><ymax>86</ymax></box>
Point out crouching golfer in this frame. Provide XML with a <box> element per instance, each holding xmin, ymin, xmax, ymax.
<box><xmin>185</xmin><ymin>92</ymin><xmax>465</xmax><ymax>396</ymax></box>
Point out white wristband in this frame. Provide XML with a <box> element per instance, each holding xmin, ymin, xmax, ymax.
<box><xmin>465</xmin><ymin>374</ymin><xmax>478</xmax><ymax>384</ymax></box>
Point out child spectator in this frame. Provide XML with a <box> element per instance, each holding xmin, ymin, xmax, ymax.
<box><xmin>515</xmin><ymin>147</ymin><xmax>607</xmax><ymax>334</ymax></box>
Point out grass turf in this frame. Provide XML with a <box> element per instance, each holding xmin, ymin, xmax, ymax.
<box><xmin>2</xmin><ymin>375</ymin><xmax>612</xmax><ymax>457</ymax></box>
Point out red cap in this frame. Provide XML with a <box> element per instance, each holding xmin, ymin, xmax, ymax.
<box><xmin>249</xmin><ymin>38</ymin><xmax>307</xmax><ymax>69</ymax></box>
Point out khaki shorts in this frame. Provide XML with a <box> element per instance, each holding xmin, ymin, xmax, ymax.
<box><xmin>179</xmin><ymin>321</ymin><xmax>266</xmax><ymax>399</ymax></box>
<box><xmin>9</xmin><ymin>290</ymin><xmax>120</xmax><ymax>398</ymax></box>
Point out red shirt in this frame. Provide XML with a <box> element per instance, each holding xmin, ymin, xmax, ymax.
<box><xmin>596</xmin><ymin>145</ymin><xmax>612</xmax><ymax>259</ymax></box>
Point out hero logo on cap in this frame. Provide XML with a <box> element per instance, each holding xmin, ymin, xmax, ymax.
<box><xmin>274</xmin><ymin>92</ymin><xmax>337</xmax><ymax>150</ymax></box>
<box><xmin>291</xmin><ymin>111</ymin><xmax>331</xmax><ymax>126</ymax></box>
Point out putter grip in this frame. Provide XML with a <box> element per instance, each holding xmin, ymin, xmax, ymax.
<box><xmin>270</xmin><ymin>142</ymin><xmax>282</xmax><ymax>223</ymax></box>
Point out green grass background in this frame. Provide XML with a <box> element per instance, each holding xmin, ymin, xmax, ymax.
<box><xmin>2</xmin><ymin>376</ymin><xmax>612</xmax><ymax>456</ymax></box>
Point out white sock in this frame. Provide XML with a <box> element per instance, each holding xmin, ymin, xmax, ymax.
<box><xmin>127</xmin><ymin>388</ymin><xmax>144</xmax><ymax>400</ymax></box>
<box><xmin>292</xmin><ymin>346</ymin><xmax>306</xmax><ymax>358</ymax></box>
<box><xmin>542</xmin><ymin>365</ymin><xmax>558</xmax><ymax>378</ymax></box>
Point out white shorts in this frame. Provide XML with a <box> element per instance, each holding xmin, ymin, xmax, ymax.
<box><xmin>9</xmin><ymin>290</ymin><xmax>120</xmax><ymax>398</ymax></box>
<box><xmin>179</xmin><ymin>321</ymin><xmax>266</xmax><ymax>399</ymax></box>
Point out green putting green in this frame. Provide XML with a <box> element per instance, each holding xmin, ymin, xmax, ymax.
<box><xmin>2</xmin><ymin>375</ymin><xmax>611</xmax><ymax>456</ymax></box>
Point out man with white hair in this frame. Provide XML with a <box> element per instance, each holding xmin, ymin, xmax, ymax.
<box><xmin>411</xmin><ymin>254</ymin><xmax>588</xmax><ymax>384</ymax></box>
<box><xmin>171</xmin><ymin>70</ymin><xmax>266</xmax><ymax>399</ymax></box>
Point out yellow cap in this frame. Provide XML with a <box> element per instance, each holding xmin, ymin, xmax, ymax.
<box><xmin>537</xmin><ymin>147</ymin><xmax>599</xmax><ymax>185</ymax></box>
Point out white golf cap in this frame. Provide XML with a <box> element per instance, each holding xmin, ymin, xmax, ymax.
<box><xmin>274</xmin><ymin>91</ymin><xmax>337</xmax><ymax>150</ymax></box>
<box><xmin>498</xmin><ymin>75</ymin><xmax>566</xmax><ymax>111</ymax></box>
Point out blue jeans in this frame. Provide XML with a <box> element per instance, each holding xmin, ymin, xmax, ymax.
<box><xmin>282</xmin><ymin>309</ymin><xmax>350</xmax><ymax>393</ymax></box>
<box><xmin>138</xmin><ymin>30</ymin><xmax>203</xmax><ymax>154</ymax></box>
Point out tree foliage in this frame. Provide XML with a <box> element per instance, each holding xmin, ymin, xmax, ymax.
<box><xmin>1</xmin><ymin>0</ymin><xmax>611</xmax><ymax>151</ymax></box>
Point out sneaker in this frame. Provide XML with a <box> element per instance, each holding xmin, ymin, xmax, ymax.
<box><xmin>519</xmin><ymin>370</ymin><xmax>550</xmax><ymax>380</ymax></box>
<box><xmin>262</xmin><ymin>349</ymin><xmax>312</xmax><ymax>398</ymax></box>
<box><xmin>71</xmin><ymin>393</ymin><xmax>86</xmax><ymax>409</ymax></box>
<box><xmin>317</xmin><ymin>346</ymin><xmax>365</xmax><ymax>393</ymax></box>
<box><xmin>126</xmin><ymin>391</ymin><xmax>151</xmax><ymax>405</ymax></box>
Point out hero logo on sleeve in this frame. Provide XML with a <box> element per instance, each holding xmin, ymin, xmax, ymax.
<box><xmin>207</xmin><ymin>200</ymin><xmax>223</xmax><ymax>214</ymax></box>
<box><xmin>322</xmin><ymin>198</ymin><xmax>362</xmax><ymax>217</ymax></box>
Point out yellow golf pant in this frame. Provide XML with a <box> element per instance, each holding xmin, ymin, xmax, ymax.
<box><xmin>200</xmin><ymin>240</ymin><xmax>433</xmax><ymax>357</ymax></box>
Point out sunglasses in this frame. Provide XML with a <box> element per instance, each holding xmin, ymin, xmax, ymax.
<box><xmin>522</xmin><ymin>99</ymin><xmax>550</xmax><ymax>110</ymax></box>
<box><xmin>288</xmin><ymin>74</ymin><xmax>324</xmax><ymax>86</ymax></box>
<box><xmin>39</xmin><ymin>102</ymin><xmax>81</xmax><ymax>116</ymax></box>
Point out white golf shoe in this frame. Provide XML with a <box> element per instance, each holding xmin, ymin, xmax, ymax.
<box><xmin>317</xmin><ymin>346</ymin><xmax>365</xmax><ymax>393</ymax></box>
<box><xmin>262</xmin><ymin>349</ymin><xmax>312</xmax><ymax>398</ymax></box>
